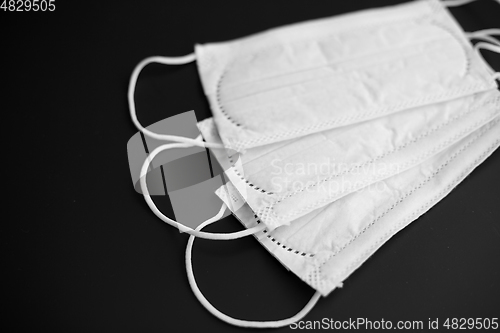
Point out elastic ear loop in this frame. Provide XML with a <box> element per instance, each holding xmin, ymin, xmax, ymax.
<box><xmin>140</xmin><ymin>137</ymin><xmax>266</xmax><ymax>240</ymax></box>
<box><xmin>128</xmin><ymin>54</ymin><xmax>223</xmax><ymax>150</ymax></box>
<box><xmin>132</xmin><ymin>54</ymin><xmax>311</xmax><ymax>326</ymax></box>
<box><xmin>466</xmin><ymin>29</ymin><xmax>500</xmax><ymax>48</ymax></box>
<box><xmin>473</xmin><ymin>42</ymin><xmax>500</xmax><ymax>81</ymax></box>
<box><xmin>130</xmin><ymin>54</ymin><xmax>257</xmax><ymax>239</ymax></box>
<box><xmin>186</xmin><ymin>217</ymin><xmax>322</xmax><ymax>328</ymax></box>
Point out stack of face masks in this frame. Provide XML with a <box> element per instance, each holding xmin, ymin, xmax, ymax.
<box><xmin>127</xmin><ymin>0</ymin><xmax>500</xmax><ymax>328</ymax></box>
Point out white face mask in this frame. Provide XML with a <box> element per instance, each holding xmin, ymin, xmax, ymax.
<box><xmin>210</xmin><ymin>114</ymin><xmax>500</xmax><ymax>297</ymax></box>
<box><xmin>126</xmin><ymin>0</ymin><xmax>500</xmax><ymax>329</ymax></box>
<box><xmin>182</xmin><ymin>112</ymin><xmax>500</xmax><ymax>328</ymax></box>
<box><xmin>198</xmin><ymin>90</ymin><xmax>500</xmax><ymax>230</ymax></box>
<box><xmin>194</xmin><ymin>0</ymin><xmax>497</xmax><ymax>151</ymax></box>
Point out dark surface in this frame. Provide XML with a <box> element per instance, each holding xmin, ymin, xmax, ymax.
<box><xmin>2</xmin><ymin>0</ymin><xmax>500</xmax><ymax>332</ymax></box>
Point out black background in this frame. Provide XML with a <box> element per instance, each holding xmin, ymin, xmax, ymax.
<box><xmin>2</xmin><ymin>0</ymin><xmax>500</xmax><ymax>332</ymax></box>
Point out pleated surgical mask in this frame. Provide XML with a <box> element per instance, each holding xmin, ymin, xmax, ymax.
<box><xmin>128</xmin><ymin>0</ymin><xmax>499</xmax><ymax>152</ymax></box>
<box><xmin>211</xmin><ymin>114</ymin><xmax>500</xmax><ymax>297</ymax></box>
<box><xmin>198</xmin><ymin>90</ymin><xmax>500</xmax><ymax>230</ymax></box>
<box><xmin>194</xmin><ymin>0</ymin><xmax>498</xmax><ymax>151</ymax></box>
<box><xmin>126</xmin><ymin>0</ymin><xmax>500</xmax><ymax>329</ymax></box>
<box><xmin>181</xmin><ymin>111</ymin><xmax>500</xmax><ymax>328</ymax></box>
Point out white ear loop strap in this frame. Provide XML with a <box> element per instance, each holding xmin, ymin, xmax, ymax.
<box><xmin>131</xmin><ymin>54</ymin><xmax>313</xmax><ymax>328</ymax></box>
<box><xmin>186</xmin><ymin>216</ymin><xmax>322</xmax><ymax>328</ymax></box>
<box><xmin>128</xmin><ymin>54</ymin><xmax>223</xmax><ymax>149</ymax></box>
<box><xmin>473</xmin><ymin>42</ymin><xmax>500</xmax><ymax>80</ymax></box>
<box><xmin>131</xmin><ymin>55</ymin><xmax>262</xmax><ymax>239</ymax></box>
<box><xmin>140</xmin><ymin>136</ymin><xmax>266</xmax><ymax>239</ymax></box>
<box><xmin>466</xmin><ymin>29</ymin><xmax>500</xmax><ymax>48</ymax></box>
<box><xmin>442</xmin><ymin>2</ymin><xmax>500</xmax><ymax>80</ymax></box>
